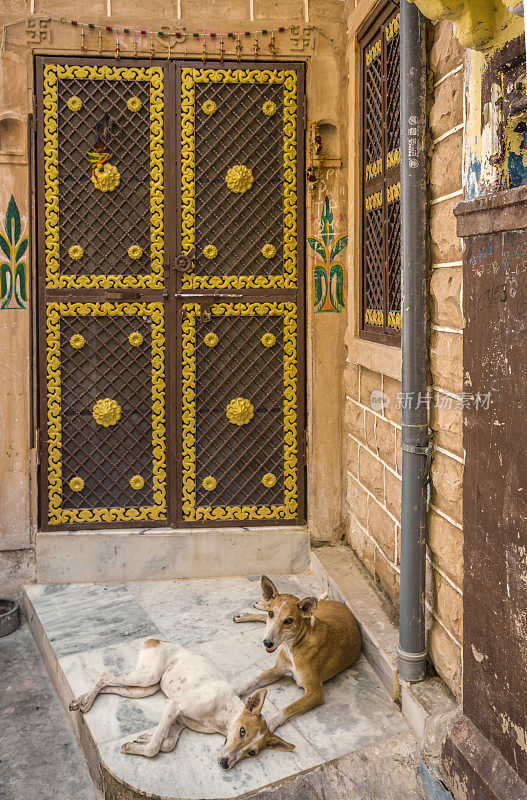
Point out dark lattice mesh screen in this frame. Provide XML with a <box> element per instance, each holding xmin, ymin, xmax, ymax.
<box><xmin>193</xmin><ymin>81</ymin><xmax>285</xmax><ymax>279</ymax></box>
<box><xmin>193</xmin><ymin>311</ymin><xmax>286</xmax><ymax>508</ymax></box>
<box><xmin>364</xmin><ymin>54</ymin><xmax>383</xmax><ymax>168</ymax></box>
<box><xmin>361</xmin><ymin>7</ymin><xmax>401</xmax><ymax>337</ymax></box>
<box><xmin>387</xmin><ymin>197</ymin><xmax>401</xmax><ymax>318</ymax></box>
<box><xmin>57</xmin><ymin>77</ymin><xmax>151</xmax><ymax>277</ymax></box>
<box><xmin>364</xmin><ymin>206</ymin><xmax>384</xmax><ymax>316</ymax></box>
<box><xmin>386</xmin><ymin>32</ymin><xmax>400</xmax><ymax>156</ymax></box>
<box><xmin>59</xmin><ymin>312</ymin><xmax>154</xmax><ymax>509</ymax></box>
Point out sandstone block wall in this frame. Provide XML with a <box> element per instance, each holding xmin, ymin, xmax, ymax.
<box><xmin>344</xmin><ymin>18</ymin><xmax>465</xmax><ymax>700</ymax></box>
<box><xmin>427</xmin><ymin>20</ymin><xmax>464</xmax><ymax>700</ymax></box>
<box><xmin>345</xmin><ymin>361</ymin><xmax>402</xmax><ymax>610</ymax></box>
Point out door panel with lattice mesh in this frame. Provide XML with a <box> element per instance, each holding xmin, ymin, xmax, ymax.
<box><xmin>178</xmin><ymin>62</ymin><xmax>304</xmax><ymax>527</ymax></box>
<box><xmin>37</xmin><ymin>57</ymin><xmax>168</xmax><ymax>529</ymax></box>
<box><xmin>44</xmin><ymin>302</ymin><xmax>166</xmax><ymax>526</ymax></box>
<box><xmin>179</xmin><ymin>66</ymin><xmax>298</xmax><ymax>290</ymax></box>
<box><xmin>41</xmin><ymin>62</ymin><xmax>164</xmax><ymax>290</ymax></box>
<box><xmin>181</xmin><ymin>302</ymin><xmax>298</xmax><ymax>522</ymax></box>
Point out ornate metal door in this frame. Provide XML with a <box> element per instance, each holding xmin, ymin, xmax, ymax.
<box><xmin>36</xmin><ymin>58</ymin><xmax>305</xmax><ymax>530</ymax></box>
<box><xmin>177</xmin><ymin>63</ymin><xmax>305</xmax><ymax>526</ymax></box>
<box><xmin>37</xmin><ymin>57</ymin><xmax>168</xmax><ymax>529</ymax></box>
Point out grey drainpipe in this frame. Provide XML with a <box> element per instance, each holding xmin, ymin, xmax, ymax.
<box><xmin>397</xmin><ymin>0</ymin><xmax>429</xmax><ymax>683</ymax></box>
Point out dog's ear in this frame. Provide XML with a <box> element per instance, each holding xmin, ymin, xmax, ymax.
<box><xmin>245</xmin><ymin>688</ymin><xmax>267</xmax><ymax>716</ymax></box>
<box><xmin>267</xmin><ymin>734</ymin><xmax>295</xmax><ymax>752</ymax></box>
<box><xmin>297</xmin><ymin>596</ymin><xmax>318</xmax><ymax>617</ymax></box>
<box><xmin>261</xmin><ymin>575</ymin><xmax>278</xmax><ymax>601</ymax></box>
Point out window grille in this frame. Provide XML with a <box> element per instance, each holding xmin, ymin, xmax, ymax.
<box><xmin>359</xmin><ymin>3</ymin><xmax>401</xmax><ymax>343</ymax></box>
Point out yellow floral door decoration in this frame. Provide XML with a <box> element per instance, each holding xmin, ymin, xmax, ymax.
<box><xmin>226</xmin><ymin>397</ymin><xmax>254</xmax><ymax>426</ymax></box>
<box><xmin>92</xmin><ymin>398</ymin><xmax>122</xmax><ymax>427</ymax></box>
<box><xmin>225</xmin><ymin>165</ymin><xmax>254</xmax><ymax>194</ymax></box>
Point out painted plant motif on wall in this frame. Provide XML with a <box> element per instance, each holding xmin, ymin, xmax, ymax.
<box><xmin>0</xmin><ymin>196</ymin><xmax>28</xmax><ymax>310</ymax></box>
<box><xmin>308</xmin><ymin>197</ymin><xmax>347</xmax><ymax>313</ymax></box>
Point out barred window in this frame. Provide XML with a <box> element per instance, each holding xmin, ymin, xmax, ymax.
<box><xmin>359</xmin><ymin>2</ymin><xmax>401</xmax><ymax>344</ymax></box>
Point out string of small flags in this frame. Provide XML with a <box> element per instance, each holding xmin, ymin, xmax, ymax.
<box><xmin>1</xmin><ymin>16</ymin><xmax>334</xmax><ymax>59</ymax></box>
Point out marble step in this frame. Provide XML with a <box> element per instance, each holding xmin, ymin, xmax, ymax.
<box><xmin>23</xmin><ymin>573</ymin><xmax>422</xmax><ymax>800</ymax></box>
<box><xmin>311</xmin><ymin>546</ymin><xmax>460</xmax><ymax>749</ymax></box>
<box><xmin>36</xmin><ymin>526</ymin><xmax>310</xmax><ymax>583</ymax></box>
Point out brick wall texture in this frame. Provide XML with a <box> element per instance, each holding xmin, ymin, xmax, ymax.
<box><xmin>345</xmin><ymin>21</ymin><xmax>464</xmax><ymax>700</ymax></box>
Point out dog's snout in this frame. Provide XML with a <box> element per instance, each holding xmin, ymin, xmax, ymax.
<box><xmin>219</xmin><ymin>757</ymin><xmax>230</xmax><ymax>770</ymax></box>
<box><xmin>263</xmin><ymin>638</ymin><xmax>273</xmax><ymax>648</ymax></box>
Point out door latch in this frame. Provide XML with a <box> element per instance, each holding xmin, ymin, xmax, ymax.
<box><xmin>173</xmin><ymin>247</ymin><xmax>195</xmax><ymax>273</ymax></box>
<box><xmin>105</xmin><ymin>290</ymin><xmax>141</xmax><ymax>300</ymax></box>
<box><xmin>179</xmin><ymin>293</ymin><xmax>243</xmax><ymax>321</ymax></box>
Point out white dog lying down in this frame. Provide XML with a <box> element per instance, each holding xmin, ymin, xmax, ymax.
<box><xmin>69</xmin><ymin>637</ymin><xmax>294</xmax><ymax>770</ymax></box>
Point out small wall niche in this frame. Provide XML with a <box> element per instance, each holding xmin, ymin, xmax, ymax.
<box><xmin>0</xmin><ymin>113</ymin><xmax>27</xmax><ymax>158</ymax></box>
<box><xmin>317</xmin><ymin>119</ymin><xmax>342</xmax><ymax>167</ymax></box>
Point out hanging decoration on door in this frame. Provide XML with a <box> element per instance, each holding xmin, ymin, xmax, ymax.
<box><xmin>308</xmin><ymin>196</ymin><xmax>347</xmax><ymax>313</ymax></box>
<box><xmin>2</xmin><ymin>15</ymin><xmax>335</xmax><ymax>60</ymax></box>
<box><xmin>87</xmin><ymin>111</ymin><xmax>121</xmax><ymax>191</ymax></box>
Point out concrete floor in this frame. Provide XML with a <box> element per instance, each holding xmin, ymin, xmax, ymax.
<box><xmin>24</xmin><ymin>573</ymin><xmax>412</xmax><ymax>800</ymax></box>
<box><xmin>0</xmin><ymin>621</ymin><xmax>97</xmax><ymax>800</ymax></box>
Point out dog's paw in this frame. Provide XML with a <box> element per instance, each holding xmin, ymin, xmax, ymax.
<box><xmin>233</xmin><ymin>613</ymin><xmax>246</xmax><ymax>623</ymax></box>
<box><xmin>70</xmin><ymin>695</ymin><xmax>91</xmax><ymax>713</ymax></box>
<box><xmin>135</xmin><ymin>733</ymin><xmax>152</xmax><ymax>744</ymax></box>
<box><xmin>121</xmin><ymin>740</ymin><xmax>157</xmax><ymax>757</ymax></box>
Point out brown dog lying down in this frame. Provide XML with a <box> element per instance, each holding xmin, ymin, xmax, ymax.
<box><xmin>233</xmin><ymin>576</ymin><xmax>362</xmax><ymax>731</ymax></box>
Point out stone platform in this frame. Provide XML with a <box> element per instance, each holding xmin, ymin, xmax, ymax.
<box><xmin>24</xmin><ymin>573</ymin><xmax>415</xmax><ymax>800</ymax></box>
<box><xmin>35</xmin><ymin>526</ymin><xmax>310</xmax><ymax>584</ymax></box>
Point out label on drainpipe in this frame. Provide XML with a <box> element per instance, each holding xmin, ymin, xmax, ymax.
<box><xmin>407</xmin><ymin>115</ymin><xmax>420</xmax><ymax>168</ymax></box>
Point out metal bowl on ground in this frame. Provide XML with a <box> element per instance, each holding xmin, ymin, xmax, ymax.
<box><xmin>0</xmin><ymin>600</ymin><xmax>20</xmax><ymax>637</ymax></box>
